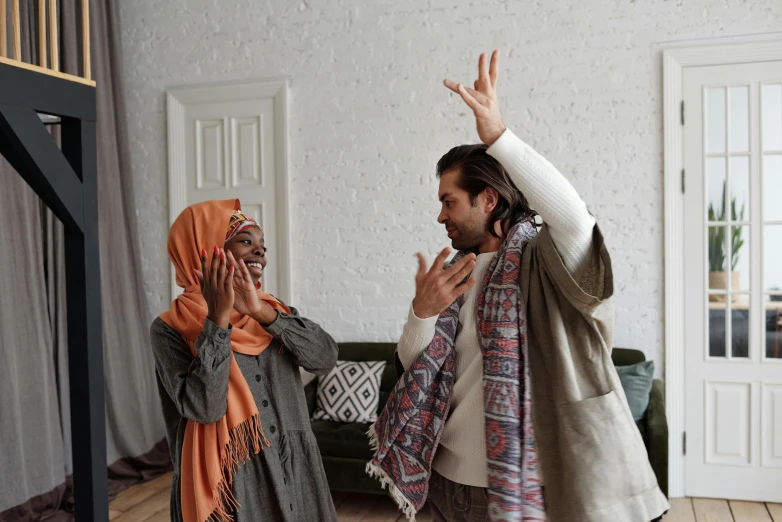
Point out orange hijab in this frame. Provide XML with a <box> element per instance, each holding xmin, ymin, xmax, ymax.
<box><xmin>160</xmin><ymin>198</ymin><xmax>290</xmax><ymax>522</ymax></box>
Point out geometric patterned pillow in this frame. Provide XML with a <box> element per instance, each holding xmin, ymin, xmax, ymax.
<box><xmin>312</xmin><ymin>360</ymin><xmax>387</xmax><ymax>424</ymax></box>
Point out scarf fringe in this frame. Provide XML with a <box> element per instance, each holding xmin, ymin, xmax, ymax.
<box><xmin>365</xmin><ymin>424</ymin><xmax>418</xmax><ymax>522</ymax></box>
<box><xmin>367</xmin><ymin>422</ymin><xmax>380</xmax><ymax>453</ymax></box>
<box><xmin>208</xmin><ymin>414</ymin><xmax>271</xmax><ymax>522</ymax></box>
<box><xmin>365</xmin><ymin>461</ymin><xmax>418</xmax><ymax>522</ymax></box>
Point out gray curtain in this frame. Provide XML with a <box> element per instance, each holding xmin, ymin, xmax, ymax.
<box><xmin>0</xmin><ymin>0</ymin><xmax>166</xmax><ymax>513</ymax></box>
<box><xmin>88</xmin><ymin>0</ymin><xmax>166</xmax><ymax>464</ymax></box>
<box><xmin>0</xmin><ymin>2</ymin><xmax>67</xmax><ymax>510</ymax></box>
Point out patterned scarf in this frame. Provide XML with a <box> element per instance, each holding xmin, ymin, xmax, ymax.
<box><xmin>367</xmin><ymin>220</ymin><xmax>546</xmax><ymax>522</ymax></box>
<box><xmin>226</xmin><ymin>210</ymin><xmax>260</xmax><ymax>242</ymax></box>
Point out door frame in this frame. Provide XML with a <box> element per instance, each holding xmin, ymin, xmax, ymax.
<box><xmin>663</xmin><ymin>37</ymin><xmax>782</xmax><ymax>498</ymax></box>
<box><xmin>166</xmin><ymin>78</ymin><xmax>293</xmax><ymax>305</ymax></box>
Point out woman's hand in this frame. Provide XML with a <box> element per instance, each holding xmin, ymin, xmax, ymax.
<box><xmin>194</xmin><ymin>247</ymin><xmax>235</xmax><ymax>329</ymax></box>
<box><xmin>226</xmin><ymin>251</ymin><xmax>278</xmax><ymax>326</ymax></box>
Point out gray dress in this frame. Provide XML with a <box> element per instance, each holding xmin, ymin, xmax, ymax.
<box><xmin>150</xmin><ymin>307</ymin><xmax>339</xmax><ymax>522</ymax></box>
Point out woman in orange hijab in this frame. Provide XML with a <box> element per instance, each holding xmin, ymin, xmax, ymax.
<box><xmin>151</xmin><ymin>199</ymin><xmax>338</xmax><ymax>522</ymax></box>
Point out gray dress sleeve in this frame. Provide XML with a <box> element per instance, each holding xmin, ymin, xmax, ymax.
<box><xmin>265</xmin><ymin>306</ymin><xmax>338</xmax><ymax>376</ymax></box>
<box><xmin>150</xmin><ymin>318</ymin><xmax>233</xmax><ymax>424</ymax></box>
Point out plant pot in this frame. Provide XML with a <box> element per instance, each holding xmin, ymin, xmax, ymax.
<box><xmin>708</xmin><ymin>271</ymin><xmax>740</xmax><ymax>302</ymax></box>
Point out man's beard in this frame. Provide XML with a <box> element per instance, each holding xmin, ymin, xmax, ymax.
<box><xmin>448</xmin><ymin>218</ymin><xmax>489</xmax><ymax>251</ymax></box>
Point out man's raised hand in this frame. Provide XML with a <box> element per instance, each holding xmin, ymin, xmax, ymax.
<box><xmin>444</xmin><ymin>50</ymin><xmax>506</xmax><ymax>146</ymax></box>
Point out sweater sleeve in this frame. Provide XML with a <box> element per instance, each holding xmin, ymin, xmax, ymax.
<box><xmin>487</xmin><ymin>128</ymin><xmax>596</xmax><ymax>276</ymax></box>
<box><xmin>150</xmin><ymin>318</ymin><xmax>233</xmax><ymax>424</ymax></box>
<box><xmin>396</xmin><ymin>304</ymin><xmax>438</xmax><ymax>371</ymax></box>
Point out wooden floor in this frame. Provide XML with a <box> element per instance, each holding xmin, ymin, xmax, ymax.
<box><xmin>664</xmin><ymin>498</ymin><xmax>782</xmax><ymax>522</ymax></box>
<box><xmin>108</xmin><ymin>471</ymin><xmax>431</xmax><ymax>521</ymax></box>
<box><xmin>109</xmin><ymin>473</ymin><xmax>782</xmax><ymax>521</ymax></box>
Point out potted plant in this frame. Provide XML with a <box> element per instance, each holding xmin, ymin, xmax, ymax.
<box><xmin>708</xmin><ymin>181</ymin><xmax>745</xmax><ymax>302</ymax></box>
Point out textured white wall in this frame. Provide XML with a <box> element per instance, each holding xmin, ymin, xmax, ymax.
<box><xmin>120</xmin><ymin>0</ymin><xmax>780</xmax><ymax>374</ymax></box>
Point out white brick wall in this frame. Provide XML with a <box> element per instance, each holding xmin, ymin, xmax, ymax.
<box><xmin>119</xmin><ymin>0</ymin><xmax>780</xmax><ymax>374</ymax></box>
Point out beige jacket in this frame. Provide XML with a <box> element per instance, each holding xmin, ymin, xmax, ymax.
<box><xmin>522</xmin><ymin>224</ymin><xmax>669</xmax><ymax>522</ymax></box>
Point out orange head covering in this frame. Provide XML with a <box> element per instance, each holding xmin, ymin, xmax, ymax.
<box><xmin>160</xmin><ymin>199</ymin><xmax>289</xmax><ymax>522</ymax></box>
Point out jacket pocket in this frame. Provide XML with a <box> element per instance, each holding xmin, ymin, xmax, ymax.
<box><xmin>557</xmin><ymin>390</ymin><xmax>656</xmax><ymax>515</ymax></box>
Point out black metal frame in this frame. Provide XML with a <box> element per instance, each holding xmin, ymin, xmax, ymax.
<box><xmin>0</xmin><ymin>62</ymin><xmax>107</xmax><ymax>521</ymax></box>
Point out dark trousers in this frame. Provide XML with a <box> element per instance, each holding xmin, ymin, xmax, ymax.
<box><xmin>427</xmin><ymin>470</ymin><xmax>488</xmax><ymax>522</ymax></box>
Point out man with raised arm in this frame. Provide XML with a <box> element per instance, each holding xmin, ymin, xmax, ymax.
<box><xmin>367</xmin><ymin>51</ymin><xmax>668</xmax><ymax>522</ymax></box>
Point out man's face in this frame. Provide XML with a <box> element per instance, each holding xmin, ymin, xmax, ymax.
<box><xmin>437</xmin><ymin>169</ymin><xmax>490</xmax><ymax>251</ymax></box>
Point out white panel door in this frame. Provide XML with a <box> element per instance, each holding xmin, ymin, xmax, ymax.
<box><xmin>167</xmin><ymin>80</ymin><xmax>291</xmax><ymax>305</ymax></box>
<box><xmin>683</xmin><ymin>61</ymin><xmax>782</xmax><ymax>501</ymax></box>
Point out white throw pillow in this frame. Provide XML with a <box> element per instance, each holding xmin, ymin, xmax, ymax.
<box><xmin>312</xmin><ymin>360</ymin><xmax>387</xmax><ymax>423</ymax></box>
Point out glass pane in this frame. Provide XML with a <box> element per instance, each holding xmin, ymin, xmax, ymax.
<box><xmin>731</xmin><ymin>305</ymin><xmax>750</xmax><ymax>359</ymax></box>
<box><xmin>734</xmin><ymin>293</ymin><xmax>751</xmax><ymax>308</ymax></box>
<box><xmin>707</xmin><ymin>87</ymin><xmax>727</xmax><ymax>154</ymax></box>
<box><xmin>765</xmin><ymin>225</ymin><xmax>782</xmax><ymax>292</ymax></box>
<box><xmin>729</xmin><ymin>86</ymin><xmax>749</xmax><ymax>153</ymax></box>
<box><xmin>731</xmin><ymin>225</ymin><xmax>750</xmax><ymax>291</ymax></box>
<box><xmin>707</xmin><ymin>157</ymin><xmax>727</xmax><ymax>222</ymax></box>
<box><xmin>709</xmin><ymin>226</ymin><xmax>728</xmax><ymax>279</ymax></box>
<box><xmin>762</xmin><ymin>84</ymin><xmax>782</xmax><ymax>151</ymax></box>
<box><xmin>764</xmin><ymin>155</ymin><xmax>782</xmax><ymax>222</ymax></box>
<box><xmin>729</xmin><ymin>156</ymin><xmax>750</xmax><ymax>221</ymax></box>
<box><xmin>709</xmin><ymin>305</ymin><xmax>727</xmax><ymax>358</ymax></box>
<box><xmin>765</xmin><ymin>294</ymin><xmax>782</xmax><ymax>359</ymax></box>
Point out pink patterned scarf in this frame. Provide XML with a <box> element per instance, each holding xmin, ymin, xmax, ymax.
<box><xmin>367</xmin><ymin>220</ymin><xmax>546</xmax><ymax>521</ymax></box>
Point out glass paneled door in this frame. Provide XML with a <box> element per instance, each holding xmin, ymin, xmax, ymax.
<box><xmin>683</xmin><ymin>61</ymin><xmax>782</xmax><ymax>501</ymax></box>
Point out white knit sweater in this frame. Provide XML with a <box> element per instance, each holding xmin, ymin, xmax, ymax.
<box><xmin>396</xmin><ymin>128</ymin><xmax>596</xmax><ymax>487</ymax></box>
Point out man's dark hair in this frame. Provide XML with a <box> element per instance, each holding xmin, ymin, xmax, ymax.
<box><xmin>436</xmin><ymin>144</ymin><xmax>536</xmax><ymax>238</ymax></box>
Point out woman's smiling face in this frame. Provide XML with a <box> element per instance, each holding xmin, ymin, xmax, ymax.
<box><xmin>225</xmin><ymin>226</ymin><xmax>267</xmax><ymax>285</ymax></box>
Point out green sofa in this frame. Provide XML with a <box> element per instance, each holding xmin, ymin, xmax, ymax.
<box><xmin>305</xmin><ymin>343</ymin><xmax>398</xmax><ymax>495</ymax></box>
<box><xmin>612</xmin><ymin>347</ymin><xmax>668</xmax><ymax>497</ymax></box>
<box><xmin>304</xmin><ymin>343</ymin><xmax>668</xmax><ymax>497</ymax></box>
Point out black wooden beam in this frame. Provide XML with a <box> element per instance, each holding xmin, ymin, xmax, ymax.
<box><xmin>61</xmin><ymin>117</ymin><xmax>108</xmax><ymax>522</ymax></box>
<box><xmin>0</xmin><ymin>104</ymin><xmax>84</xmax><ymax>232</ymax></box>
<box><xmin>0</xmin><ymin>62</ymin><xmax>96</xmax><ymax>121</ymax></box>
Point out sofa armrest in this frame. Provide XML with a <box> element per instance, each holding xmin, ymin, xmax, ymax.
<box><xmin>304</xmin><ymin>379</ymin><xmax>317</xmax><ymax>417</ymax></box>
<box><xmin>645</xmin><ymin>379</ymin><xmax>668</xmax><ymax>498</ymax></box>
